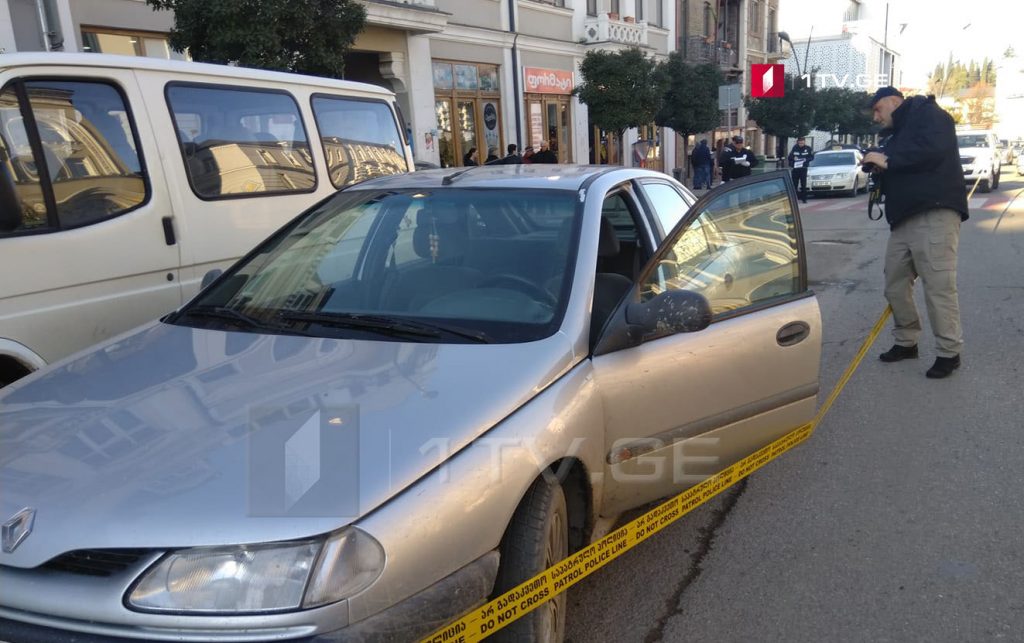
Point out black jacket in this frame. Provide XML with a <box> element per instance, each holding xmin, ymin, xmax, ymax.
<box><xmin>879</xmin><ymin>95</ymin><xmax>969</xmax><ymax>228</ymax></box>
<box><xmin>788</xmin><ymin>145</ymin><xmax>813</xmax><ymax>171</ymax></box>
<box><xmin>719</xmin><ymin>146</ymin><xmax>758</xmax><ymax>180</ymax></box>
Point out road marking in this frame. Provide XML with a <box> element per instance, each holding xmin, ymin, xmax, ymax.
<box><xmin>421</xmin><ymin>308</ymin><xmax>894</xmax><ymax>642</ymax></box>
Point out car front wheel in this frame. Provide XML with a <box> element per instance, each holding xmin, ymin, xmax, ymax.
<box><xmin>492</xmin><ymin>476</ymin><xmax>568</xmax><ymax>643</ymax></box>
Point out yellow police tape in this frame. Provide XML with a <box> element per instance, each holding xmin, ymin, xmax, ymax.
<box><xmin>423</xmin><ymin>306</ymin><xmax>894</xmax><ymax>643</ymax></box>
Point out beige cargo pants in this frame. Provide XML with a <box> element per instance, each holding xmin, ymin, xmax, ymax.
<box><xmin>883</xmin><ymin>208</ymin><xmax>963</xmax><ymax>358</ymax></box>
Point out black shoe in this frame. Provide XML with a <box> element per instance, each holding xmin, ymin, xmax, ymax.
<box><xmin>879</xmin><ymin>344</ymin><xmax>918</xmax><ymax>362</ymax></box>
<box><xmin>926</xmin><ymin>355</ymin><xmax>961</xmax><ymax>379</ymax></box>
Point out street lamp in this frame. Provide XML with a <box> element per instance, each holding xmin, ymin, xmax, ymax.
<box><xmin>778</xmin><ymin>31</ymin><xmax>802</xmax><ymax>78</ymax></box>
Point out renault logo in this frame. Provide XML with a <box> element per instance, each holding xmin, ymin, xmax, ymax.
<box><xmin>2</xmin><ymin>508</ymin><xmax>36</xmax><ymax>553</ymax></box>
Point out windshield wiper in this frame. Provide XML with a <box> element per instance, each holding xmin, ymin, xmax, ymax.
<box><xmin>276</xmin><ymin>311</ymin><xmax>491</xmax><ymax>343</ymax></box>
<box><xmin>178</xmin><ymin>305</ymin><xmax>297</xmax><ymax>333</ymax></box>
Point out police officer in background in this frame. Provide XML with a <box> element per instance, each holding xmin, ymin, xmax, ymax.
<box><xmin>787</xmin><ymin>136</ymin><xmax>814</xmax><ymax>203</ymax></box>
<box><xmin>718</xmin><ymin>135</ymin><xmax>758</xmax><ymax>183</ymax></box>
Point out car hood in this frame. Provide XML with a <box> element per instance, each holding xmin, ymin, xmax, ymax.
<box><xmin>0</xmin><ymin>323</ymin><xmax>575</xmax><ymax>568</ymax></box>
<box><xmin>958</xmin><ymin>146</ymin><xmax>993</xmax><ymax>159</ymax></box>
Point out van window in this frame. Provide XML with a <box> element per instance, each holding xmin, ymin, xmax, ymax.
<box><xmin>0</xmin><ymin>80</ymin><xmax>147</xmax><ymax>234</ymax></box>
<box><xmin>166</xmin><ymin>84</ymin><xmax>316</xmax><ymax>199</ymax></box>
<box><xmin>311</xmin><ymin>95</ymin><xmax>409</xmax><ymax>188</ymax></box>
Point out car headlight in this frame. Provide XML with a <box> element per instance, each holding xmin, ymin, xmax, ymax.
<box><xmin>127</xmin><ymin>529</ymin><xmax>384</xmax><ymax>613</ymax></box>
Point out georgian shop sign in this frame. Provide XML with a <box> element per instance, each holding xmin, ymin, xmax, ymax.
<box><xmin>523</xmin><ymin>67</ymin><xmax>574</xmax><ymax>94</ymax></box>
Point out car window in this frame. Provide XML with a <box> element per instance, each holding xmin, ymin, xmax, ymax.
<box><xmin>166</xmin><ymin>84</ymin><xmax>316</xmax><ymax>199</ymax></box>
<box><xmin>310</xmin><ymin>95</ymin><xmax>408</xmax><ymax>188</ymax></box>
<box><xmin>957</xmin><ymin>135</ymin><xmax>990</xmax><ymax>148</ymax></box>
<box><xmin>810</xmin><ymin>152</ymin><xmax>856</xmax><ymax>167</ymax></box>
<box><xmin>639</xmin><ymin>181</ymin><xmax>691</xmax><ymax>237</ymax></box>
<box><xmin>0</xmin><ymin>80</ymin><xmax>147</xmax><ymax>234</ymax></box>
<box><xmin>182</xmin><ymin>188</ymin><xmax>580</xmax><ymax>343</ymax></box>
<box><xmin>640</xmin><ymin>176</ymin><xmax>802</xmax><ymax>317</ymax></box>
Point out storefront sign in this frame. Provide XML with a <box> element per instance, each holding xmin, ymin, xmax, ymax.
<box><xmin>524</xmin><ymin>67</ymin><xmax>574</xmax><ymax>95</ymax></box>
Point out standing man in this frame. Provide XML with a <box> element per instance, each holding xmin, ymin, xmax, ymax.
<box><xmin>718</xmin><ymin>135</ymin><xmax>758</xmax><ymax>183</ymax></box>
<box><xmin>787</xmin><ymin>136</ymin><xmax>814</xmax><ymax>203</ymax></box>
<box><xmin>691</xmin><ymin>139</ymin><xmax>713</xmax><ymax>190</ymax></box>
<box><xmin>862</xmin><ymin>87</ymin><xmax>969</xmax><ymax>379</ymax></box>
<box><xmin>498</xmin><ymin>143</ymin><xmax>521</xmax><ymax>164</ymax></box>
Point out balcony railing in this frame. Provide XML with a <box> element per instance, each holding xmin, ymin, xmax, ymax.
<box><xmin>683</xmin><ymin>35</ymin><xmax>739</xmax><ymax>68</ymax></box>
<box><xmin>582</xmin><ymin>14</ymin><xmax>648</xmax><ymax>46</ymax></box>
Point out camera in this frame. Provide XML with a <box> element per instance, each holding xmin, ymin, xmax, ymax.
<box><xmin>861</xmin><ymin>146</ymin><xmax>883</xmax><ymax>173</ymax></box>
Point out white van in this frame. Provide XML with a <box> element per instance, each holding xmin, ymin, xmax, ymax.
<box><xmin>0</xmin><ymin>53</ymin><xmax>414</xmax><ymax>385</ymax></box>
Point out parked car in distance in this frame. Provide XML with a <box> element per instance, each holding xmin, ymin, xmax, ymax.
<box><xmin>0</xmin><ymin>165</ymin><xmax>821</xmax><ymax>642</ymax></box>
<box><xmin>1017</xmin><ymin>151</ymin><xmax>1024</xmax><ymax>176</ymax></box>
<box><xmin>957</xmin><ymin>130</ymin><xmax>1001</xmax><ymax>192</ymax></box>
<box><xmin>808</xmin><ymin>149</ymin><xmax>866</xmax><ymax>197</ymax></box>
<box><xmin>0</xmin><ymin>53</ymin><xmax>415</xmax><ymax>387</ymax></box>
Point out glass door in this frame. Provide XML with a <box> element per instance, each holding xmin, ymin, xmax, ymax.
<box><xmin>435</xmin><ymin>99</ymin><xmax>455</xmax><ymax>168</ymax></box>
<box><xmin>456</xmin><ymin>100</ymin><xmax>480</xmax><ymax>166</ymax></box>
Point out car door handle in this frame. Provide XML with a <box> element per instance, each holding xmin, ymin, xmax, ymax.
<box><xmin>162</xmin><ymin>216</ymin><xmax>177</xmax><ymax>246</ymax></box>
<box><xmin>776</xmin><ymin>321</ymin><xmax>810</xmax><ymax>347</ymax></box>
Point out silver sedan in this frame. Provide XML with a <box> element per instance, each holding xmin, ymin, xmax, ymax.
<box><xmin>0</xmin><ymin>165</ymin><xmax>821</xmax><ymax>642</ymax></box>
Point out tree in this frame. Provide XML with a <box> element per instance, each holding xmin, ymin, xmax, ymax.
<box><xmin>812</xmin><ymin>87</ymin><xmax>875</xmax><ymax>142</ymax></box>
<box><xmin>574</xmin><ymin>48</ymin><xmax>665</xmax><ymax>159</ymax></box>
<box><xmin>145</xmin><ymin>0</ymin><xmax>366</xmax><ymax>79</ymax></box>
<box><xmin>745</xmin><ymin>74</ymin><xmax>817</xmax><ymax>161</ymax></box>
<box><xmin>655</xmin><ymin>55</ymin><xmax>722</xmax><ymax>174</ymax></box>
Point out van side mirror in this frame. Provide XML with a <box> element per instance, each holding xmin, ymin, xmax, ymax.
<box><xmin>0</xmin><ymin>160</ymin><xmax>23</xmax><ymax>233</ymax></box>
<box><xmin>201</xmin><ymin>269</ymin><xmax>223</xmax><ymax>290</ymax></box>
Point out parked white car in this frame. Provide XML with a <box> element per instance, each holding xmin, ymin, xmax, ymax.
<box><xmin>958</xmin><ymin>130</ymin><xmax>1001</xmax><ymax>193</ymax></box>
<box><xmin>807</xmin><ymin>149</ymin><xmax>865</xmax><ymax>197</ymax></box>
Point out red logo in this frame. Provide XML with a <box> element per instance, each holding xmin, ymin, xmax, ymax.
<box><xmin>751</xmin><ymin>64</ymin><xmax>785</xmax><ymax>98</ymax></box>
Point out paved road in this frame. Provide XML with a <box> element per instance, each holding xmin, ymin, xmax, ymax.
<box><xmin>565</xmin><ymin>171</ymin><xmax>1024</xmax><ymax>642</ymax></box>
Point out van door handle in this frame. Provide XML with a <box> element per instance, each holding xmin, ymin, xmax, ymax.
<box><xmin>776</xmin><ymin>321</ymin><xmax>810</xmax><ymax>347</ymax></box>
<box><xmin>161</xmin><ymin>216</ymin><xmax>177</xmax><ymax>246</ymax></box>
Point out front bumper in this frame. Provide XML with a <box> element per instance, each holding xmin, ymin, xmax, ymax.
<box><xmin>809</xmin><ymin>175</ymin><xmax>857</xmax><ymax>192</ymax></box>
<box><xmin>0</xmin><ymin>552</ymin><xmax>498</xmax><ymax>642</ymax></box>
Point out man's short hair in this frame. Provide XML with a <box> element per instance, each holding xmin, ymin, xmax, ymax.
<box><xmin>731</xmin><ymin>135</ymin><xmax>744</xmax><ymax>144</ymax></box>
<box><xmin>507</xmin><ymin>143</ymin><xmax>517</xmax><ymax>154</ymax></box>
<box><xmin>870</xmin><ymin>86</ymin><xmax>904</xmax><ymax>106</ymax></box>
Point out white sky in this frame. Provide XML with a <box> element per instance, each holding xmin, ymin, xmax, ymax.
<box><xmin>777</xmin><ymin>0</ymin><xmax>1018</xmax><ymax>89</ymax></box>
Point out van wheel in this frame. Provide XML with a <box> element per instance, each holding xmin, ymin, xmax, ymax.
<box><xmin>992</xmin><ymin>169</ymin><xmax>1000</xmax><ymax>189</ymax></box>
<box><xmin>980</xmin><ymin>179</ymin><xmax>992</xmax><ymax>193</ymax></box>
<box><xmin>492</xmin><ymin>476</ymin><xmax>568</xmax><ymax>643</ymax></box>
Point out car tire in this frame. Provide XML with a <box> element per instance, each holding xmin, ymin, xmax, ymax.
<box><xmin>491</xmin><ymin>476</ymin><xmax>568</xmax><ymax>643</ymax></box>
<box><xmin>980</xmin><ymin>179</ymin><xmax>991</xmax><ymax>193</ymax></box>
<box><xmin>992</xmin><ymin>168</ymin><xmax>1000</xmax><ymax>189</ymax></box>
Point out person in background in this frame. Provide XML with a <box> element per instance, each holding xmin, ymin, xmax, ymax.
<box><xmin>484</xmin><ymin>147</ymin><xmax>499</xmax><ymax>164</ymax></box>
<box><xmin>522</xmin><ymin>146</ymin><xmax>535</xmax><ymax>164</ymax></box>
<box><xmin>531</xmin><ymin>141</ymin><xmax>558</xmax><ymax>164</ymax></box>
<box><xmin>787</xmin><ymin>136</ymin><xmax>814</xmax><ymax>203</ymax></box>
<box><xmin>862</xmin><ymin>86</ymin><xmax>968</xmax><ymax>379</ymax></box>
<box><xmin>501</xmin><ymin>143</ymin><xmax>522</xmax><ymax>164</ymax></box>
<box><xmin>462</xmin><ymin>147</ymin><xmax>478</xmax><ymax>166</ymax></box>
<box><xmin>718</xmin><ymin>135</ymin><xmax>757</xmax><ymax>183</ymax></box>
<box><xmin>691</xmin><ymin>139</ymin><xmax>713</xmax><ymax>190</ymax></box>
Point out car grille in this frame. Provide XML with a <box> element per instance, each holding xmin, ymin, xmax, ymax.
<box><xmin>960</xmin><ymin>156</ymin><xmax>975</xmax><ymax>164</ymax></box>
<box><xmin>41</xmin><ymin>549</ymin><xmax>150</xmax><ymax>577</ymax></box>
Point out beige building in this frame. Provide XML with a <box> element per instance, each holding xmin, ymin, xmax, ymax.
<box><xmin>3</xmin><ymin>0</ymin><xmax>786</xmax><ymax>174</ymax></box>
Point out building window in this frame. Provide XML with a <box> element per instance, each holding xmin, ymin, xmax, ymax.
<box><xmin>588</xmin><ymin>0</ymin><xmax>597</xmax><ymax>16</ymax></box>
<box><xmin>843</xmin><ymin>0</ymin><xmax>860</xmax><ymax>22</ymax></box>
<box><xmin>749</xmin><ymin>0</ymin><xmax>761</xmax><ymax>32</ymax></box>
<box><xmin>704</xmin><ymin>3</ymin><xmax>714</xmax><ymax>37</ymax></box>
<box><xmin>81</xmin><ymin>27</ymin><xmax>187</xmax><ymax>60</ymax></box>
<box><xmin>530</xmin><ymin>0</ymin><xmax>566</xmax><ymax>6</ymax></box>
<box><xmin>655</xmin><ymin>0</ymin><xmax>664</xmax><ymax>26</ymax></box>
<box><xmin>611</xmin><ymin>0</ymin><xmax>620</xmax><ymax>15</ymax></box>
<box><xmin>637</xmin><ymin>0</ymin><xmax>644</xmax><ymax>21</ymax></box>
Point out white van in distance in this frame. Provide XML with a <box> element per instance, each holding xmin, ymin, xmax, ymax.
<box><xmin>0</xmin><ymin>53</ymin><xmax>414</xmax><ymax>385</ymax></box>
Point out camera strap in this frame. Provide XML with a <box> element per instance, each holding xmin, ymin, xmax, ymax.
<box><xmin>868</xmin><ymin>178</ymin><xmax>884</xmax><ymax>221</ymax></box>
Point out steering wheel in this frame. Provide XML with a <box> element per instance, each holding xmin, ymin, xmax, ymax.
<box><xmin>477</xmin><ymin>273</ymin><xmax>558</xmax><ymax>307</ymax></box>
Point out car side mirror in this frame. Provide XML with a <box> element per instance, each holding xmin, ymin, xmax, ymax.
<box><xmin>0</xmin><ymin>160</ymin><xmax>24</xmax><ymax>233</ymax></box>
<box><xmin>593</xmin><ymin>289</ymin><xmax>712</xmax><ymax>356</ymax></box>
<box><xmin>625</xmin><ymin>290</ymin><xmax>713</xmax><ymax>336</ymax></box>
<box><xmin>201</xmin><ymin>269</ymin><xmax>223</xmax><ymax>290</ymax></box>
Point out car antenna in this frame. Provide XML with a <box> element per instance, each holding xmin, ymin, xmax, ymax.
<box><xmin>441</xmin><ymin>165</ymin><xmax>484</xmax><ymax>185</ymax></box>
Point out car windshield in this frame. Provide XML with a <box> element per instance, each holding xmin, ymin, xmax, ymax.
<box><xmin>171</xmin><ymin>187</ymin><xmax>580</xmax><ymax>343</ymax></box>
<box><xmin>810</xmin><ymin>153</ymin><xmax>856</xmax><ymax>167</ymax></box>
<box><xmin>958</xmin><ymin>135</ymin><xmax>989</xmax><ymax>148</ymax></box>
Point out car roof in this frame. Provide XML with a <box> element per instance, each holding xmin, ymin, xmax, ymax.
<box><xmin>0</xmin><ymin>53</ymin><xmax>394</xmax><ymax>96</ymax></box>
<box><xmin>346</xmin><ymin>164</ymin><xmax>653</xmax><ymax>191</ymax></box>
